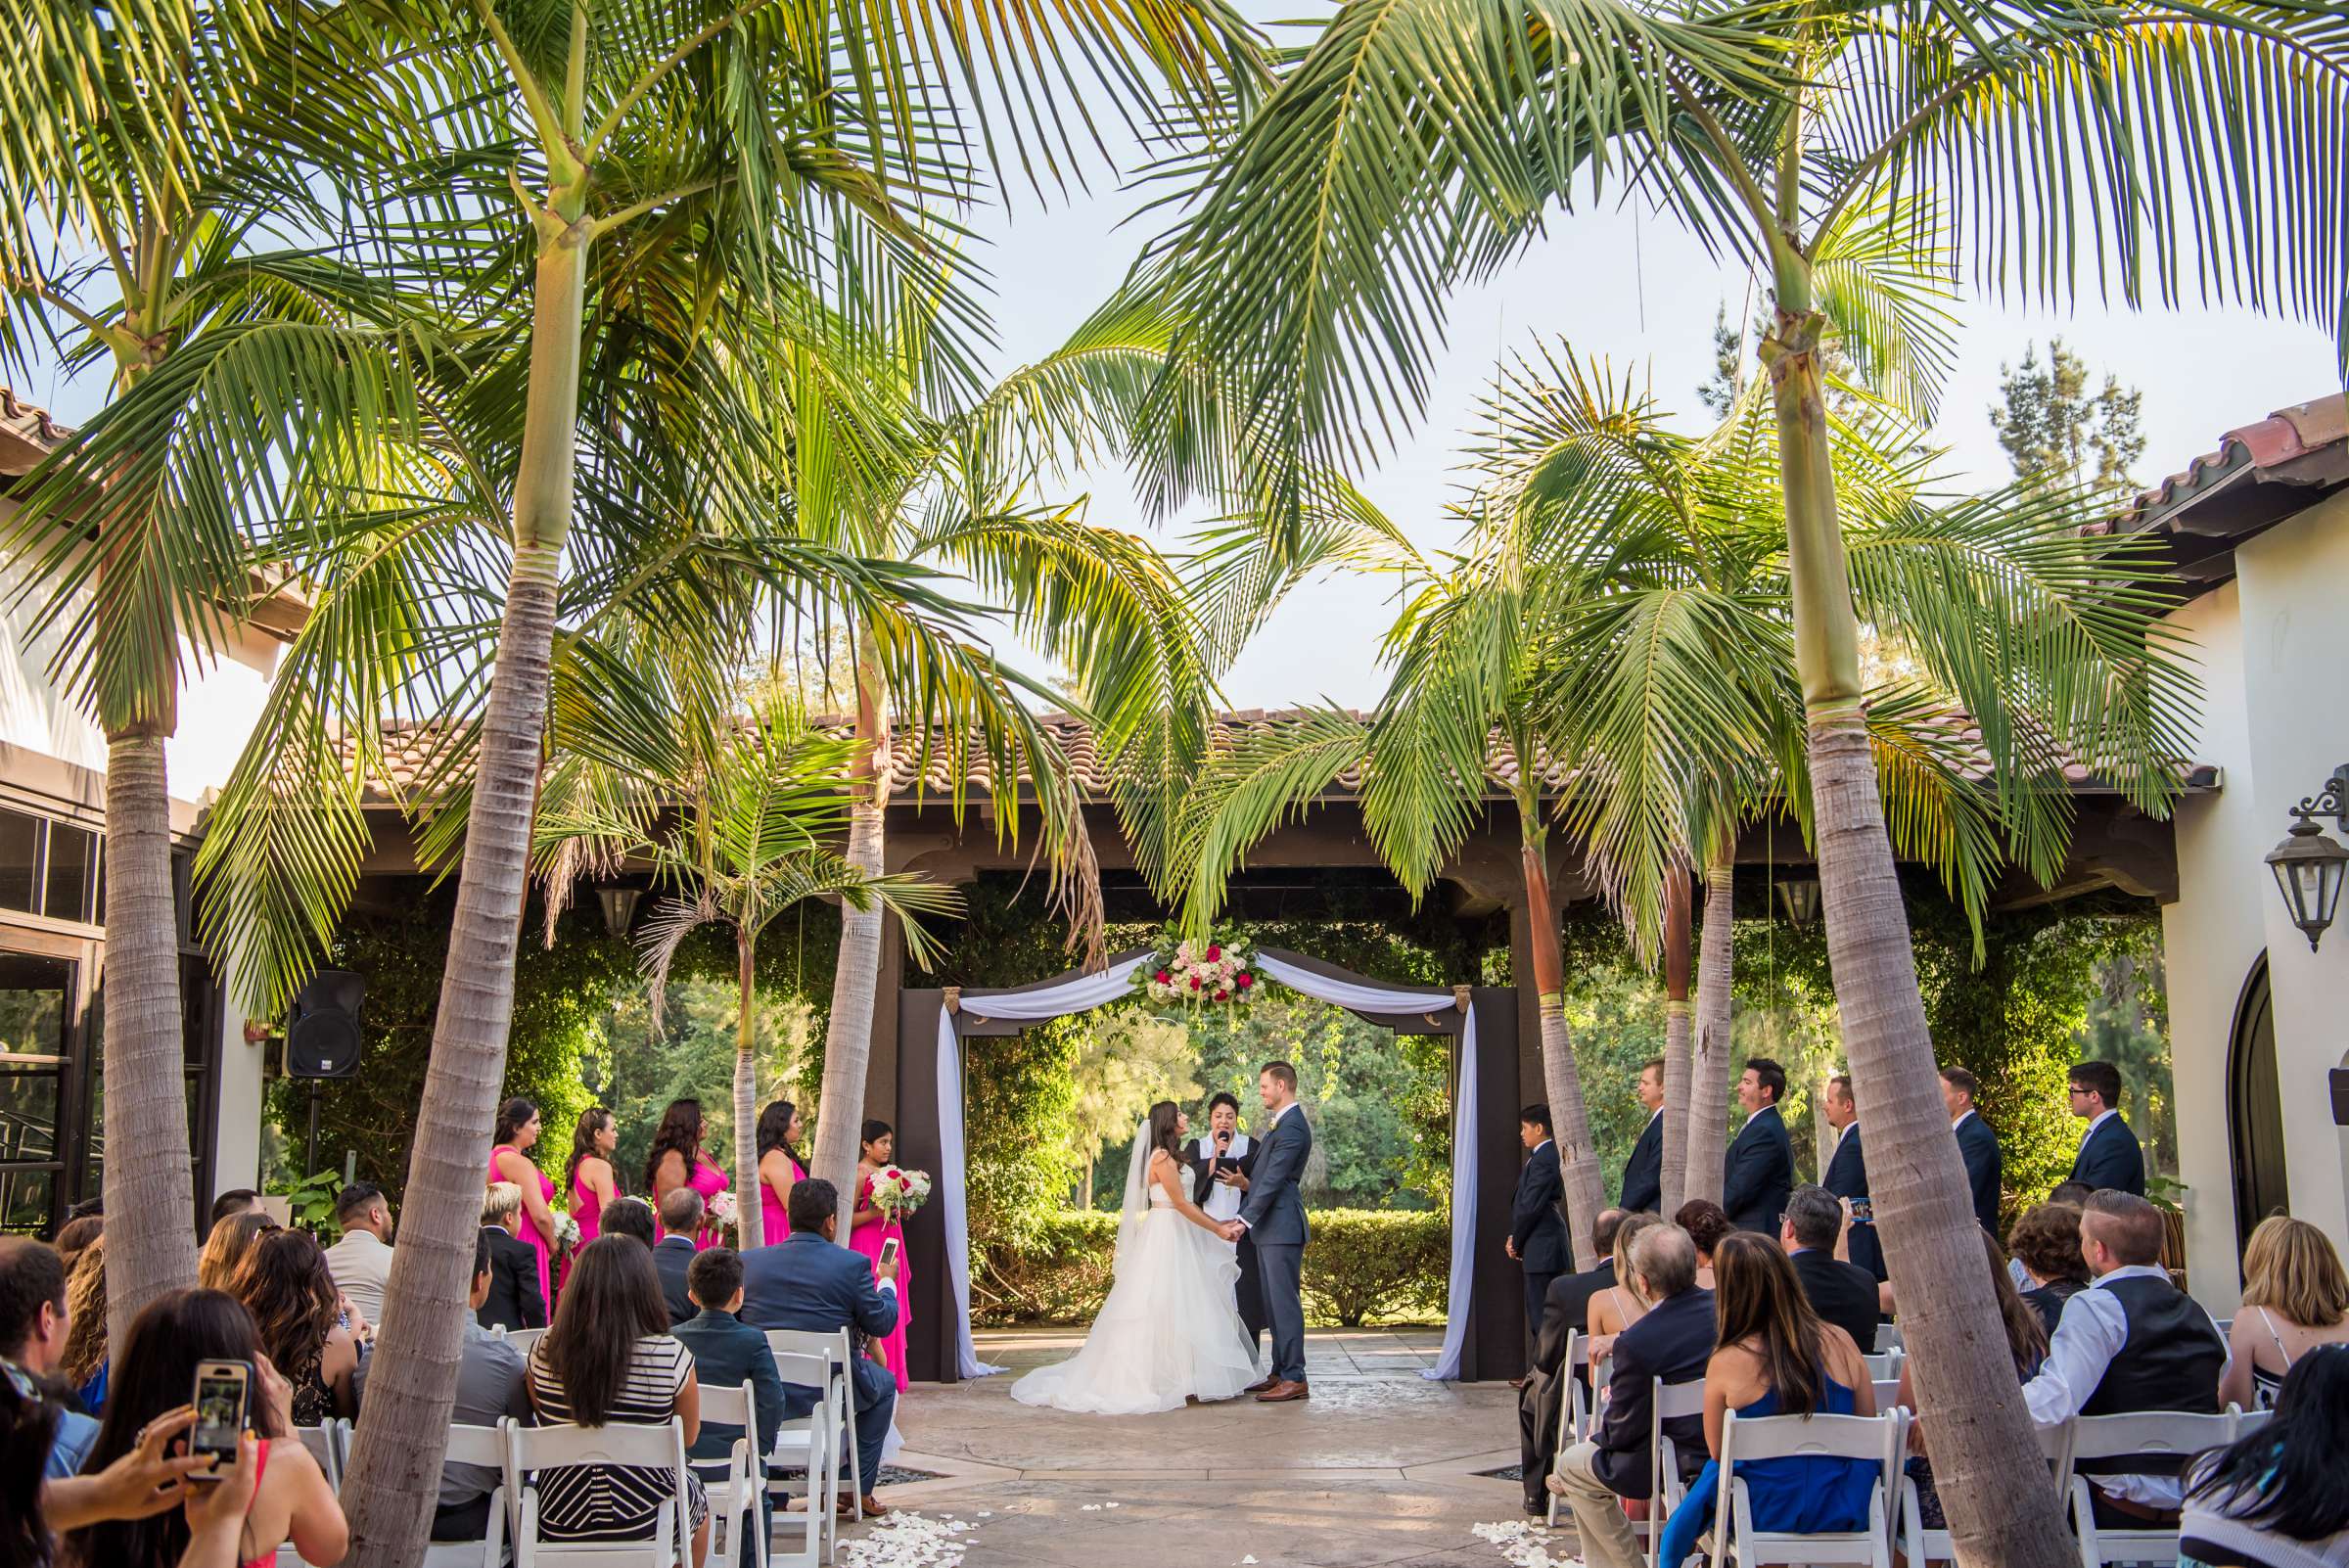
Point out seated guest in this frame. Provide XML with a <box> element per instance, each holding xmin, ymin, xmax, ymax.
<box><xmin>1676</xmin><ymin>1200</ymin><xmax>1730</xmax><ymax>1291</ymax></box>
<box><xmin>2022</xmin><ymin>1191</ymin><xmax>2227</xmax><ymax>1525</ymax></box>
<box><xmin>1519</xmin><ymin>1208</ymin><xmax>1627</xmax><ymax>1516</ymax></box>
<box><xmin>1781</xmin><ymin>1184</ymin><xmax>1881</xmax><ymax>1356</ymax></box>
<box><xmin>1543</xmin><ymin>1223</ymin><xmax>1714</xmax><ymax>1568</ymax></box>
<box><xmin>480</xmin><ymin>1180</ymin><xmax>549</xmax><ymax>1331</ymax></box>
<box><xmin>653</xmin><ymin>1189</ymin><xmax>705</xmax><ymax>1326</ymax></box>
<box><xmin>352</xmin><ymin>1230</ymin><xmax>530</xmax><ymax>1543</ymax></box>
<box><xmin>231</xmin><ymin>1228</ymin><xmax>359</xmax><ymax>1423</ymax></box>
<box><xmin>2219</xmin><ymin>1216</ymin><xmax>2349</xmax><ymax>1412</ymax></box>
<box><xmin>322</xmin><ymin>1181</ymin><xmax>395</xmax><ymax>1329</ymax></box>
<box><xmin>1656</xmin><ymin>1233</ymin><xmax>1880</xmax><ymax>1568</ymax></box>
<box><xmin>526</xmin><ymin>1236</ymin><xmax>710</xmax><ymax>1563</ymax></box>
<box><xmin>602</xmin><ymin>1195</ymin><xmax>659</xmax><ymax>1249</ymax></box>
<box><xmin>672</xmin><ymin>1247</ymin><xmax>788</xmax><ymax>1546</ymax></box>
<box><xmin>199</xmin><ymin>1209</ymin><xmax>280</xmax><ymax>1292</ymax></box>
<box><xmin>740</xmin><ymin>1178</ymin><xmax>899</xmax><ymax>1520</ymax></box>
<box><xmin>1897</xmin><ymin>1229</ymin><xmax>2049</xmax><ymax>1542</ymax></box>
<box><xmin>52</xmin><ymin>1214</ymin><xmax>101</xmax><ymax>1278</ymax></box>
<box><xmin>207</xmin><ymin>1188</ymin><xmax>259</xmax><ymax>1230</ymax></box>
<box><xmin>2183</xmin><ymin>1347</ymin><xmax>2349</xmax><ymax>1568</ymax></box>
<box><xmin>0</xmin><ymin>1238</ymin><xmax>98</xmax><ymax>1477</ymax></box>
<box><xmin>64</xmin><ymin>1287</ymin><xmax>346</xmax><ymax>1568</ymax></box>
<box><xmin>60</xmin><ymin>1237</ymin><xmax>109</xmax><ymax>1413</ymax></box>
<box><xmin>2008</xmin><ymin>1202</ymin><xmax>2091</xmax><ymax>1335</ymax></box>
<box><xmin>1587</xmin><ymin>1213</ymin><xmax>1666</xmax><ymax>1359</ymax></box>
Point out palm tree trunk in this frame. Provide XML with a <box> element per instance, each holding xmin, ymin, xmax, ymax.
<box><xmin>1659</xmin><ymin>870</ymin><xmax>1692</xmax><ymax>1219</ymax></box>
<box><xmin>735</xmin><ymin>928</ymin><xmax>763</xmax><ymax>1250</ymax></box>
<box><xmin>1683</xmin><ymin>854</ymin><xmax>1735</xmax><ymax>1207</ymax></box>
<box><xmin>100</xmin><ymin>725</ymin><xmax>200</xmax><ymax>1348</ymax></box>
<box><xmin>1766</xmin><ymin>274</ymin><xmax>2075</xmax><ymax>1568</ymax></box>
<box><xmin>811</xmin><ymin>628</ymin><xmax>891</xmax><ymax>1240</ymax></box>
<box><xmin>1518</xmin><ymin>831</ymin><xmax>1603</xmax><ymax>1270</ymax></box>
<box><xmin>337</xmin><ymin>192</ymin><xmax>589</xmax><ymax>1568</ymax></box>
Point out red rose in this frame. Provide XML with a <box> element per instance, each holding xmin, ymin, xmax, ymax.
<box><xmin>887</xmin><ymin>1168</ymin><xmax>902</xmax><ymax>1180</ymax></box>
<box><xmin>1215</xmin><ymin>990</ymin><xmax>1229</xmax><ymax>1000</ymax></box>
<box><xmin>1189</xmin><ymin>975</ymin><xmax>1202</xmax><ymax>991</ymax></box>
<box><xmin>1155</xmin><ymin>970</ymin><xmax>1170</xmax><ymax>984</ymax></box>
<box><xmin>1206</xmin><ymin>945</ymin><xmax>1222</xmax><ymax>961</ymax></box>
<box><xmin>1236</xmin><ymin>972</ymin><xmax>1254</xmax><ymax>990</ymax></box>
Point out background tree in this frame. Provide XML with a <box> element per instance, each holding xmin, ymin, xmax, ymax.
<box><xmin>1991</xmin><ymin>340</ymin><xmax>2148</xmax><ymax>495</ymax></box>
<box><xmin>1067</xmin><ymin>1012</ymin><xmax>1201</xmax><ymax>1203</ymax></box>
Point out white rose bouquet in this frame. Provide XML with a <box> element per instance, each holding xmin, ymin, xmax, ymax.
<box><xmin>869</xmin><ymin>1166</ymin><xmax>932</xmax><ymax>1221</ymax></box>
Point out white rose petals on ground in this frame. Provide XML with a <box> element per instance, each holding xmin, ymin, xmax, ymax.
<box><xmin>1472</xmin><ymin>1519</ymin><xmax>1586</xmax><ymax>1568</ymax></box>
<box><xmin>839</xmin><ymin>1511</ymin><xmax>974</xmax><ymax>1568</ymax></box>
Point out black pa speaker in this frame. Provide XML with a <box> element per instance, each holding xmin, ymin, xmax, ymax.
<box><xmin>285</xmin><ymin>970</ymin><xmax>364</xmax><ymax>1079</ymax></box>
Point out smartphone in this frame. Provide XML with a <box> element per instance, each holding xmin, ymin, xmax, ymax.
<box><xmin>190</xmin><ymin>1360</ymin><xmax>252</xmax><ymax>1477</ymax></box>
<box><xmin>878</xmin><ymin>1237</ymin><xmax>900</xmax><ymax>1268</ymax></box>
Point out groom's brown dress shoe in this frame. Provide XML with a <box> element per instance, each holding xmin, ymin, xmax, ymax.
<box><xmin>1255</xmin><ymin>1379</ymin><xmax>1310</xmax><ymax>1403</ymax></box>
<box><xmin>1243</xmin><ymin>1376</ymin><xmax>1278</xmax><ymax>1394</ymax></box>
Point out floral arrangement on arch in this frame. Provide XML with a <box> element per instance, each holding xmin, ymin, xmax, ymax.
<box><xmin>869</xmin><ymin>1166</ymin><xmax>932</xmax><ymax>1221</ymax></box>
<box><xmin>1135</xmin><ymin>926</ymin><xmax>1263</xmax><ymax>1006</ymax></box>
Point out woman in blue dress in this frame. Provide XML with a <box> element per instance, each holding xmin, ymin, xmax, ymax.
<box><xmin>1657</xmin><ymin>1232</ymin><xmax>1884</xmax><ymax>1568</ymax></box>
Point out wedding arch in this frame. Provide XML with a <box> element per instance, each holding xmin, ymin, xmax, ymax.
<box><xmin>892</xmin><ymin>948</ymin><xmax>1525</xmax><ymax>1383</ymax></box>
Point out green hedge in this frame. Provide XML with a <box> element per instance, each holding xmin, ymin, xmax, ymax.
<box><xmin>971</xmin><ymin>1209</ymin><xmax>1450</xmax><ymax>1329</ymax></box>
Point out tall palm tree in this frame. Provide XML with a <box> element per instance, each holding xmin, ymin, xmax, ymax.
<box><xmin>533</xmin><ymin>684</ymin><xmax>962</xmax><ymax>1249</ymax></box>
<box><xmin>0</xmin><ymin>0</ymin><xmax>437</xmax><ymax>1341</ymax></box>
<box><xmin>1147</xmin><ymin>0</ymin><xmax>2324</xmax><ymax>1546</ymax></box>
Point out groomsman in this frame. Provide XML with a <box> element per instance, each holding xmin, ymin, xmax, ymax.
<box><xmin>1619</xmin><ymin>1058</ymin><xmax>1665</xmax><ymax>1216</ymax></box>
<box><xmin>2066</xmin><ymin>1060</ymin><xmax>2146</xmax><ymax>1196</ymax></box>
<box><xmin>1820</xmin><ymin>1073</ymin><xmax>1883</xmax><ymax>1281</ymax></box>
<box><xmin>1191</xmin><ymin>1091</ymin><xmax>1267</xmax><ymax>1362</ymax></box>
<box><xmin>1722</xmin><ymin>1058</ymin><xmax>1794</xmax><ymax>1233</ymax></box>
<box><xmin>1940</xmin><ymin>1067</ymin><xmax>2004</xmax><ymax>1234</ymax></box>
<box><xmin>1508</xmin><ymin>1105</ymin><xmax>1571</xmax><ymax>1350</ymax></box>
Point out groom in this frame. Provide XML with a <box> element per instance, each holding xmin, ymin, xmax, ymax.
<box><xmin>1221</xmin><ymin>1060</ymin><xmax>1311</xmax><ymax>1404</ymax></box>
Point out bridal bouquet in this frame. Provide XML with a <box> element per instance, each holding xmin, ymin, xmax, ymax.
<box><xmin>869</xmin><ymin>1166</ymin><xmax>932</xmax><ymax>1221</ymax></box>
<box><xmin>553</xmin><ymin>1212</ymin><xmax>582</xmax><ymax>1251</ymax></box>
<box><xmin>1136</xmin><ymin>925</ymin><xmax>1260</xmax><ymax>1007</ymax></box>
<box><xmin>707</xmin><ymin>1189</ymin><xmax>739</xmax><ymax>1241</ymax></box>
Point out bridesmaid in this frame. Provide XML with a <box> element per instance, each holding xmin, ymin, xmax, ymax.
<box><xmin>644</xmin><ymin>1097</ymin><xmax>729</xmax><ymax>1249</ymax></box>
<box><xmin>488</xmin><ymin>1096</ymin><xmax>560</xmax><ymax>1309</ymax></box>
<box><xmin>565</xmin><ymin>1105</ymin><xmax>621</xmax><ymax>1259</ymax></box>
<box><xmin>852</xmin><ymin>1119</ymin><xmax>910</xmax><ymax>1392</ymax></box>
<box><xmin>756</xmin><ymin>1101</ymin><xmax>806</xmax><ymax>1246</ymax></box>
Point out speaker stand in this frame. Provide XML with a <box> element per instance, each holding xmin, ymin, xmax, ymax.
<box><xmin>304</xmin><ymin>1081</ymin><xmax>323</xmax><ymax>1177</ymax></box>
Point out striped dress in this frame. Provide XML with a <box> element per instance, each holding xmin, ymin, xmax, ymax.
<box><xmin>526</xmin><ymin>1336</ymin><xmax>710</xmax><ymax>1541</ymax></box>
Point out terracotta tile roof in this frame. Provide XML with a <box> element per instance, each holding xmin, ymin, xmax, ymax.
<box><xmin>0</xmin><ymin>385</ymin><xmax>68</xmax><ymax>476</ymax></box>
<box><xmin>2106</xmin><ymin>394</ymin><xmax>2349</xmax><ymax>579</ymax></box>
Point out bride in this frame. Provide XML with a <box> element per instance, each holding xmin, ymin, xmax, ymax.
<box><xmin>1010</xmin><ymin>1099</ymin><xmax>1260</xmax><ymax>1414</ymax></box>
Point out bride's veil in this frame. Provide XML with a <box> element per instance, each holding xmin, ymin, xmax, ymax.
<box><xmin>1112</xmin><ymin>1114</ymin><xmax>1154</xmax><ymax>1273</ymax></box>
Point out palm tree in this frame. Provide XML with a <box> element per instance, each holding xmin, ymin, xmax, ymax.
<box><xmin>0</xmin><ymin>0</ymin><xmax>438</xmax><ymax>1341</ymax></box>
<box><xmin>534</xmin><ymin>684</ymin><xmax>962</xmax><ymax>1249</ymax></box>
<box><xmin>1148</xmin><ymin>3</ymin><xmax>2322</xmax><ymax>1545</ymax></box>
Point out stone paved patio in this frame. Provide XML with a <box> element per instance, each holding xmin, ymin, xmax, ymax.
<box><xmin>844</xmin><ymin>1326</ymin><xmax>1543</xmax><ymax>1568</ymax></box>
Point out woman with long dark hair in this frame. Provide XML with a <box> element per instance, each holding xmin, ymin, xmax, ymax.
<box><xmin>644</xmin><ymin>1098</ymin><xmax>727</xmax><ymax>1249</ymax></box>
<box><xmin>63</xmin><ymin>1289</ymin><xmax>345</xmax><ymax>1568</ymax></box>
<box><xmin>755</xmin><ymin>1101</ymin><xmax>806</xmax><ymax>1246</ymax></box>
<box><xmin>525</xmin><ymin>1236</ymin><xmax>709</xmax><ymax>1562</ymax></box>
<box><xmin>565</xmin><ymin>1106</ymin><xmax>622</xmax><ymax>1257</ymax></box>
<box><xmin>850</xmin><ymin>1119</ymin><xmax>911</xmax><ymax>1390</ymax></box>
<box><xmin>1654</xmin><ymin>1233</ymin><xmax>1880</xmax><ymax>1568</ymax></box>
<box><xmin>488</xmin><ymin>1096</ymin><xmax>561</xmax><ymax>1308</ymax></box>
<box><xmin>2</xmin><ymin>1370</ymin><xmax>57</xmax><ymax>1568</ymax></box>
<box><xmin>2184</xmin><ymin>1347</ymin><xmax>2349</xmax><ymax>1568</ymax></box>
<box><xmin>228</xmin><ymin>1229</ymin><xmax>357</xmax><ymax>1423</ymax></box>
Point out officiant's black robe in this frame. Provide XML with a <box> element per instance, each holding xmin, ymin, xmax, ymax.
<box><xmin>1191</xmin><ymin>1136</ymin><xmax>1268</xmax><ymax>1351</ymax></box>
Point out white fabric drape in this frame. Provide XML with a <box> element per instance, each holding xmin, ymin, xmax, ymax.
<box><xmin>933</xmin><ymin>949</ymin><xmax>1480</xmax><ymax>1383</ymax></box>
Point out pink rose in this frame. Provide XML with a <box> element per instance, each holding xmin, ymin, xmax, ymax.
<box><xmin>1237</xmin><ymin>972</ymin><xmax>1254</xmax><ymax>990</ymax></box>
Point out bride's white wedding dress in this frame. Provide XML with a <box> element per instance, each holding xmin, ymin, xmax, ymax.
<box><xmin>1009</xmin><ymin>1149</ymin><xmax>1259</xmax><ymax>1415</ymax></box>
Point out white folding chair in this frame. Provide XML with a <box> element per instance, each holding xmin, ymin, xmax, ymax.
<box><xmin>508</xmin><ymin>1417</ymin><xmax>693</xmax><ymax>1567</ymax></box>
<box><xmin>694</xmin><ymin>1382</ymin><xmax>771</xmax><ymax>1568</ymax></box>
<box><xmin>1873</xmin><ymin>1324</ymin><xmax>1904</xmax><ymax>1356</ymax></box>
<box><xmin>1708</xmin><ymin>1408</ymin><xmax>1908</xmax><ymax>1568</ymax></box>
<box><xmin>1589</xmin><ymin>1355</ymin><xmax>1616</xmax><ymax>1440</ymax></box>
<box><xmin>422</xmin><ymin>1422</ymin><xmax>513</xmax><ymax>1568</ymax></box>
<box><xmin>1871</xmin><ymin>1378</ymin><xmax>1906</xmax><ymax>1412</ymax></box>
<box><xmin>1544</xmin><ymin>1330</ymin><xmax>1591</xmax><ymax>1528</ymax></box>
<box><xmin>508</xmin><ymin>1327</ymin><xmax>548</xmax><ymax>1358</ymax></box>
<box><xmin>292</xmin><ymin>1420</ymin><xmax>346</xmax><ymax>1489</ymax></box>
<box><xmin>762</xmin><ymin>1338</ymin><xmax>842</xmax><ymax>1563</ymax></box>
<box><xmin>1862</xmin><ymin>1352</ymin><xmax>1902</xmax><ymax>1381</ymax></box>
<box><xmin>1642</xmin><ymin>1376</ymin><xmax>1708</xmax><ymax>1568</ymax></box>
<box><xmin>765</xmin><ymin>1330</ymin><xmax>862</xmax><ymax>1524</ymax></box>
<box><xmin>1898</xmin><ymin>1417</ymin><xmax>2072</xmax><ymax>1566</ymax></box>
<box><xmin>2233</xmin><ymin>1407</ymin><xmax>2271</xmax><ymax>1439</ymax></box>
<box><xmin>2066</xmin><ymin>1411</ymin><xmax>2237</xmax><ymax>1568</ymax></box>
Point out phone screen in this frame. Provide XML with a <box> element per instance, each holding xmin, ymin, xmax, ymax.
<box><xmin>879</xmin><ymin>1237</ymin><xmax>900</xmax><ymax>1268</ymax></box>
<box><xmin>191</xmin><ymin>1361</ymin><xmax>251</xmax><ymax>1470</ymax></box>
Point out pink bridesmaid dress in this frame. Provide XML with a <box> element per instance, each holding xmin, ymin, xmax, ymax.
<box><xmin>851</xmin><ymin>1170</ymin><xmax>909</xmax><ymax>1392</ymax></box>
<box><xmin>760</xmin><ymin>1155</ymin><xmax>806</xmax><ymax>1246</ymax></box>
<box><xmin>488</xmin><ymin>1144</ymin><xmax>557</xmax><ymax>1308</ymax></box>
<box><xmin>657</xmin><ymin>1154</ymin><xmax>731</xmax><ymax>1250</ymax></box>
<box><xmin>570</xmin><ymin>1168</ymin><xmax>606</xmax><ymax>1247</ymax></box>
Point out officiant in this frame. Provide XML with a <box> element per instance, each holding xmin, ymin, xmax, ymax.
<box><xmin>1192</xmin><ymin>1090</ymin><xmax>1269</xmax><ymax>1363</ymax></box>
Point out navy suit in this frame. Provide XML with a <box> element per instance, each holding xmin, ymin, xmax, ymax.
<box><xmin>476</xmin><ymin>1225</ymin><xmax>546</xmax><ymax>1331</ymax></box>
<box><xmin>1821</xmin><ymin>1124</ymin><xmax>1885</xmax><ymax>1282</ymax></box>
<box><xmin>1589</xmin><ymin>1285</ymin><xmax>1716</xmax><ymax>1498</ymax></box>
<box><xmin>674</xmin><ymin>1306</ymin><xmax>791</xmax><ymax>1545</ymax></box>
<box><xmin>1513</xmin><ymin>1140</ymin><xmax>1571</xmax><ymax>1345</ymax></box>
<box><xmin>1519</xmin><ymin>1260</ymin><xmax>1616</xmax><ymax>1508</ymax></box>
<box><xmin>740</xmin><ymin>1232</ymin><xmax>898</xmax><ymax>1495</ymax></box>
<box><xmin>1619</xmin><ymin>1112</ymin><xmax>1663</xmax><ymax>1216</ymax></box>
<box><xmin>1953</xmin><ymin>1111</ymin><xmax>2004</xmax><ymax>1234</ymax></box>
<box><xmin>2070</xmin><ymin>1114</ymin><xmax>2145</xmax><ymax>1196</ymax></box>
<box><xmin>651</xmin><ymin>1235</ymin><xmax>699</xmax><ymax>1326</ymax></box>
<box><xmin>1239</xmin><ymin>1105</ymin><xmax>1313</xmax><ymax>1384</ymax></box>
<box><xmin>1722</xmin><ymin>1103</ymin><xmax>1794</xmax><ymax>1234</ymax></box>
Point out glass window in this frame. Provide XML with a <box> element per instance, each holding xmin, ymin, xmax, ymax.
<box><xmin>0</xmin><ymin>809</ymin><xmax>35</xmax><ymax>913</ymax></box>
<box><xmin>0</xmin><ymin>952</ymin><xmax>72</xmax><ymax>1236</ymax></box>
<box><xmin>45</xmin><ymin>825</ymin><xmax>95</xmax><ymax>924</ymax></box>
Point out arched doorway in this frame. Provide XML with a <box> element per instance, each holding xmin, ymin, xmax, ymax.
<box><xmin>2228</xmin><ymin>953</ymin><xmax>2289</xmax><ymax>1265</ymax></box>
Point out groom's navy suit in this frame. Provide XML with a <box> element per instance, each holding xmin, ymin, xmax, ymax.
<box><xmin>1238</xmin><ymin>1103</ymin><xmax>1313</xmax><ymax>1386</ymax></box>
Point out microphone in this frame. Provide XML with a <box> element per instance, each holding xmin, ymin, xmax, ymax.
<box><xmin>1216</xmin><ymin>1128</ymin><xmax>1232</xmax><ymax>1153</ymax></box>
